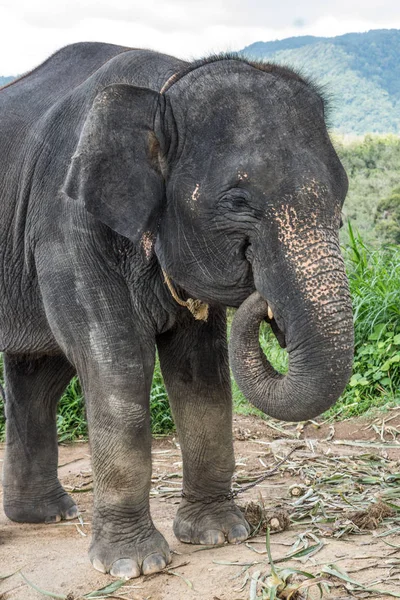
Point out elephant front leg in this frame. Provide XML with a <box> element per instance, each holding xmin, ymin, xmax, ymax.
<box><xmin>36</xmin><ymin>247</ymin><xmax>171</xmax><ymax>578</ymax></box>
<box><xmin>78</xmin><ymin>344</ymin><xmax>171</xmax><ymax>579</ymax></box>
<box><xmin>157</xmin><ymin>308</ymin><xmax>250</xmax><ymax>545</ymax></box>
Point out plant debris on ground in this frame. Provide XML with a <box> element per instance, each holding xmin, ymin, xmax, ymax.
<box><xmin>145</xmin><ymin>427</ymin><xmax>400</xmax><ymax>598</ymax></box>
<box><xmin>3</xmin><ymin>419</ymin><xmax>400</xmax><ymax>599</ymax></box>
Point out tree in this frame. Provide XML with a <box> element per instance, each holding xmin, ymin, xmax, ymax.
<box><xmin>375</xmin><ymin>187</ymin><xmax>400</xmax><ymax>244</ymax></box>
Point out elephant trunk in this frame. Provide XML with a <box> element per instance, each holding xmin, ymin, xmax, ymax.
<box><xmin>228</xmin><ymin>240</ymin><xmax>354</xmax><ymax>422</ymax></box>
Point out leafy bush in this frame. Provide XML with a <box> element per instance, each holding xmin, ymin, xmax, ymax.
<box><xmin>375</xmin><ymin>186</ymin><xmax>400</xmax><ymax>244</ymax></box>
<box><xmin>342</xmin><ymin>327</ymin><xmax>400</xmax><ymax>416</ymax></box>
<box><xmin>335</xmin><ymin>135</ymin><xmax>400</xmax><ymax>244</ymax></box>
<box><xmin>346</xmin><ymin>222</ymin><xmax>400</xmax><ymax>342</ymax></box>
<box><xmin>56</xmin><ymin>377</ymin><xmax>87</xmax><ymax>442</ymax></box>
<box><xmin>326</xmin><ymin>224</ymin><xmax>400</xmax><ymax>418</ymax></box>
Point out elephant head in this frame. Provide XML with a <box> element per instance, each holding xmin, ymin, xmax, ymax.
<box><xmin>64</xmin><ymin>56</ymin><xmax>354</xmax><ymax>422</ymax></box>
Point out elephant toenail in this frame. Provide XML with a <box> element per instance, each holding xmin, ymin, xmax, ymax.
<box><xmin>45</xmin><ymin>514</ymin><xmax>61</xmax><ymax>524</ymax></box>
<box><xmin>142</xmin><ymin>553</ymin><xmax>167</xmax><ymax>575</ymax></box>
<box><xmin>65</xmin><ymin>505</ymin><xmax>79</xmax><ymax>520</ymax></box>
<box><xmin>92</xmin><ymin>558</ymin><xmax>107</xmax><ymax>574</ymax></box>
<box><xmin>199</xmin><ymin>529</ymin><xmax>225</xmax><ymax>545</ymax></box>
<box><xmin>228</xmin><ymin>524</ymin><xmax>249</xmax><ymax>543</ymax></box>
<box><xmin>110</xmin><ymin>558</ymin><xmax>140</xmax><ymax>579</ymax></box>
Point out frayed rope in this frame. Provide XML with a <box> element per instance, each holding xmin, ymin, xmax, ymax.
<box><xmin>162</xmin><ymin>270</ymin><xmax>209</xmax><ymax>321</ymax></box>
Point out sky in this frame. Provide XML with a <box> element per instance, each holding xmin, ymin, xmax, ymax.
<box><xmin>1</xmin><ymin>0</ymin><xmax>400</xmax><ymax>75</ymax></box>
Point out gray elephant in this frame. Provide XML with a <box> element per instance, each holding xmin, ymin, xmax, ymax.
<box><xmin>0</xmin><ymin>42</ymin><xmax>354</xmax><ymax>579</ymax></box>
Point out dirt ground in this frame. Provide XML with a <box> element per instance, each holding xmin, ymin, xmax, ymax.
<box><xmin>2</xmin><ymin>412</ymin><xmax>400</xmax><ymax>600</ymax></box>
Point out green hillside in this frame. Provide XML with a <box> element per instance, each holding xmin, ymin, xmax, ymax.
<box><xmin>0</xmin><ymin>76</ymin><xmax>14</xmax><ymax>87</ymax></box>
<box><xmin>241</xmin><ymin>29</ymin><xmax>400</xmax><ymax>134</ymax></box>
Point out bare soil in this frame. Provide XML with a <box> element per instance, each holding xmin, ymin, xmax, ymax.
<box><xmin>2</xmin><ymin>411</ymin><xmax>400</xmax><ymax>600</ymax></box>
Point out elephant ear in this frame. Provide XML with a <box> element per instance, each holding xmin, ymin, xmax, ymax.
<box><xmin>64</xmin><ymin>84</ymin><xmax>165</xmax><ymax>243</ymax></box>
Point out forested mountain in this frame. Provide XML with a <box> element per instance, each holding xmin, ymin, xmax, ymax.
<box><xmin>0</xmin><ymin>76</ymin><xmax>15</xmax><ymax>87</ymax></box>
<box><xmin>241</xmin><ymin>29</ymin><xmax>400</xmax><ymax>134</ymax></box>
<box><xmin>336</xmin><ymin>135</ymin><xmax>400</xmax><ymax>242</ymax></box>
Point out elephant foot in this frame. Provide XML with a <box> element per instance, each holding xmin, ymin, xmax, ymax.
<box><xmin>90</xmin><ymin>527</ymin><xmax>171</xmax><ymax>579</ymax></box>
<box><xmin>3</xmin><ymin>482</ymin><xmax>78</xmax><ymax>524</ymax></box>
<box><xmin>173</xmin><ymin>496</ymin><xmax>250</xmax><ymax>545</ymax></box>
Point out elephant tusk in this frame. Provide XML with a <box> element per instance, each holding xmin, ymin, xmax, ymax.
<box><xmin>268</xmin><ymin>306</ymin><xmax>274</xmax><ymax>320</ymax></box>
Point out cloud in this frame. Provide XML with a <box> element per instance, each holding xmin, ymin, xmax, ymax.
<box><xmin>1</xmin><ymin>0</ymin><xmax>400</xmax><ymax>74</ymax></box>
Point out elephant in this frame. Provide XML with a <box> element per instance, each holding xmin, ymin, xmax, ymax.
<box><xmin>0</xmin><ymin>42</ymin><xmax>354</xmax><ymax>579</ymax></box>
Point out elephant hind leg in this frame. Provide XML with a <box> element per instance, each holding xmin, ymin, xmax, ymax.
<box><xmin>2</xmin><ymin>353</ymin><xmax>78</xmax><ymax>523</ymax></box>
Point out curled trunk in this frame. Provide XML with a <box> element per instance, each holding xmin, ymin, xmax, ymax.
<box><xmin>229</xmin><ymin>291</ymin><xmax>354</xmax><ymax>422</ymax></box>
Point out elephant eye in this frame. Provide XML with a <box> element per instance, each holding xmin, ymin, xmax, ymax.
<box><xmin>218</xmin><ymin>188</ymin><xmax>250</xmax><ymax>209</ymax></box>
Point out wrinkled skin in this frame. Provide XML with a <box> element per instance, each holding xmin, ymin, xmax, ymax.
<box><xmin>0</xmin><ymin>43</ymin><xmax>353</xmax><ymax>579</ymax></box>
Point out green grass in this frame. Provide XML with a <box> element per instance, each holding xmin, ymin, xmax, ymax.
<box><xmin>149</xmin><ymin>359</ymin><xmax>174</xmax><ymax>435</ymax></box>
<box><xmin>347</xmin><ymin>221</ymin><xmax>400</xmax><ymax>341</ymax></box>
<box><xmin>0</xmin><ymin>224</ymin><xmax>399</xmax><ymax>441</ymax></box>
<box><xmin>56</xmin><ymin>377</ymin><xmax>87</xmax><ymax>442</ymax></box>
<box><xmin>324</xmin><ymin>223</ymin><xmax>400</xmax><ymax>418</ymax></box>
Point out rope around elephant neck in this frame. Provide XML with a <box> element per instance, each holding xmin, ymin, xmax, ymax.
<box><xmin>160</xmin><ymin>73</ymin><xmax>210</xmax><ymax>322</ymax></box>
<box><xmin>162</xmin><ymin>270</ymin><xmax>209</xmax><ymax>321</ymax></box>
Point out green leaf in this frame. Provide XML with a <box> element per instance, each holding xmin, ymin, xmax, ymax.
<box><xmin>349</xmin><ymin>373</ymin><xmax>363</xmax><ymax>386</ymax></box>
<box><xmin>368</xmin><ymin>323</ymin><xmax>386</xmax><ymax>340</ymax></box>
<box><xmin>350</xmin><ymin>373</ymin><xmax>369</xmax><ymax>386</ymax></box>
<box><xmin>167</xmin><ymin>571</ymin><xmax>194</xmax><ymax>590</ymax></box>
<box><xmin>277</xmin><ymin>542</ymin><xmax>324</xmax><ymax>563</ymax></box>
<box><xmin>0</xmin><ymin>568</ymin><xmax>21</xmax><ymax>580</ymax></box>
<box><xmin>265</xmin><ymin>528</ymin><xmax>278</xmax><ymax>577</ymax></box>
<box><xmin>372</xmin><ymin>370</ymin><xmax>385</xmax><ymax>380</ymax></box>
<box><xmin>84</xmin><ymin>580</ymin><xmax>126</xmax><ymax>598</ymax></box>
<box><xmin>278</xmin><ymin>567</ymin><xmax>316</xmax><ymax>580</ymax></box>
<box><xmin>249</xmin><ymin>570</ymin><xmax>261</xmax><ymax>600</ymax></box>
<box><xmin>321</xmin><ymin>564</ymin><xmax>400</xmax><ymax>598</ymax></box>
<box><xmin>20</xmin><ymin>573</ymin><xmax>68</xmax><ymax>599</ymax></box>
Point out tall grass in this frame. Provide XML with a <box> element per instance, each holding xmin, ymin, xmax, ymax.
<box><xmin>328</xmin><ymin>223</ymin><xmax>400</xmax><ymax>417</ymax></box>
<box><xmin>346</xmin><ymin>221</ymin><xmax>400</xmax><ymax>344</ymax></box>
<box><xmin>0</xmin><ymin>224</ymin><xmax>399</xmax><ymax>441</ymax></box>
